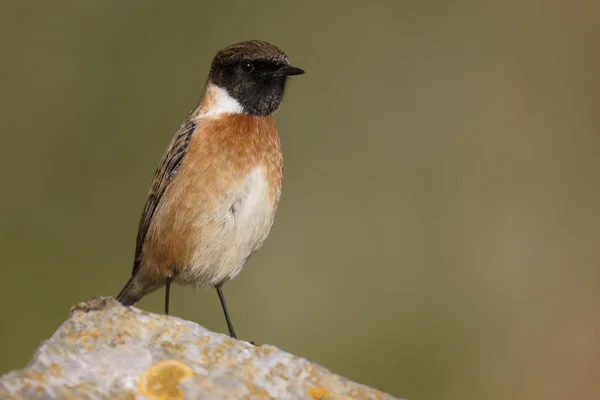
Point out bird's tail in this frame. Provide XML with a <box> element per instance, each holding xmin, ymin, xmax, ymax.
<box><xmin>116</xmin><ymin>276</ymin><xmax>141</xmax><ymax>306</ymax></box>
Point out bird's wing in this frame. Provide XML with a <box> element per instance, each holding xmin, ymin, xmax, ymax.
<box><xmin>131</xmin><ymin>114</ymin><xmax>198</xmax><ymax>277</ymax></box>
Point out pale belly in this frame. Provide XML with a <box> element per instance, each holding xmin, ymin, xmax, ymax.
<box><xmin>173</xmin><ymin>166</ymin><xmax>277</xmax><ymax>286</ymax></box>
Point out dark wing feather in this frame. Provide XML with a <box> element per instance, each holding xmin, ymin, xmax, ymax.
<box><xmin>131</xmin><ymin>115</ymin><xmax>198</xmax><ymax>276</ymax></box>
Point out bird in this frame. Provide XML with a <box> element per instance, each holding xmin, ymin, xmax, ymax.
<box><xmin>116</xmin><ymin>40</ymin><xmax>304</xmax><ymax>339</ymax></box>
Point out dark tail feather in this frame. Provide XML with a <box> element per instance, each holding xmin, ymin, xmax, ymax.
<box><xmin>116</xmin><ymin>276</ymin><xmax>140</xmax><ymax>306</ymax></box>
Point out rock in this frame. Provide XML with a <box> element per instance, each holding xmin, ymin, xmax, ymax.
<box><xmin>0</xmin><ymin>297</ymin><xmax>400</xmax><ymax>400</ymax></box>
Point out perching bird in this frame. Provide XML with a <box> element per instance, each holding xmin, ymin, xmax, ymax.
<box><xmin>116</xmin><ymin>40</ymin><xmax>304</xmax><ymax>339</ymax></box>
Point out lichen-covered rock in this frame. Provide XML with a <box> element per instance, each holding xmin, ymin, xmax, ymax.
<box><xmin>0</xmin><ymin>297</ymin><xmax>400</xmax><ymax>400</ymax></box>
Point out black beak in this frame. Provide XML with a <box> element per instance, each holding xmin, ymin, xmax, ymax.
<box><xmin>274</xmin><ymin>65</ymin><xmax>305</xmax><ymax>77</ymax></box>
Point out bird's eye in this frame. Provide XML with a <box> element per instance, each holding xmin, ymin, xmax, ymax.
<box><xmin>240</xmin><ymin>61</ymin><xmax>254</xmax><ymax>73</ymax></box>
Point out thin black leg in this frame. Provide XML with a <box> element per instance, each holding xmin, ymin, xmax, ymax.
<box><xmin>165</xmin><ymin>277</ymin><xmax>172</xmax><ymax>315</ymax></box>
<box><xmin>215</xmin><ymin>285</ymin><xmax>237</xmax><ymax>339</ymax></box>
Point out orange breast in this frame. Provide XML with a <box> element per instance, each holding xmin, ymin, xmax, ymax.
<box><xmin>142</xmin><ymin>114</ymin><xmax>282</xmax><ymax>277</ymax></box>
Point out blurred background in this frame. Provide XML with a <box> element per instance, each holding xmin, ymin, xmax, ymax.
<box><xmin>1</xmin><ymin>1</ymin><xmax>599</xmax><ymax>399</ymax></box>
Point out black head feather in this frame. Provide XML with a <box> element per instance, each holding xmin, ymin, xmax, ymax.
<box><xmin>208</xmin><ymin>41</ymin><xmax>304</xmax><ymax>116</ymax></box>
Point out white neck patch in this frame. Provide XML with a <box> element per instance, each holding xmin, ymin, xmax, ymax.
<box><xmin>197</xmin><ymin>84</ymin><xmax>244</xmax><ymax>118</ymax></box>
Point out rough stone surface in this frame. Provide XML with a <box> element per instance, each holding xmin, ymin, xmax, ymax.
<box><xmin>0</xmin><ymin>297</ymin><xmax>400</xmax><ymax>400</ymax></box>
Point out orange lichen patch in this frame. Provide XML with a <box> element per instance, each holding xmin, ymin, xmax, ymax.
<box><xmin>138</xmin><ymin>360</ymin><xmax>194</xmax><ymax>400</ymax></box>
<box><xmin>308</xmin><ymin>387</ymin><xmax>331</xmax><ymax>399</ymax></box>
<box><xmin>48</xmin><ymin>363</ymin><xmax>63</xmax><ymax>377</ymax></box>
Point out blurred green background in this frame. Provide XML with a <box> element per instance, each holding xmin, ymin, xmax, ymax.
<box><xmin>1</xmin><ymin>1</ymin><xmax>599</xmax><ymax>399</ymax></box>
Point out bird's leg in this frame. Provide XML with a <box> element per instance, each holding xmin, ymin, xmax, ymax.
<box><xmin>215</xmin><ymin>284</ymin><xmax>238</xmax><ymax>339</ymax></box>
<box><xmin>165</xmin><ymin>276</ymin><xmax>172</xmax><ymax>315</ymax></box>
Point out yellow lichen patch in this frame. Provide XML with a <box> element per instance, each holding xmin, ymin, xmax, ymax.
<box><xmin>69</xmin><ymin>328</ymin><xmax>101</xmax><ymax>343</ymax></box>
<box><xmin>138</xmin><ymin>360</ymin><xmax>194</xmax><ymax>400</ymax></box>
<box><xmin>70</xmin><ymin>382</ymin><xmax>95</xmax><ymax>393</ymax></box>
<box><xmin>241</xmin><ymin>364</ymin><xmax>260</xmax><ymax>383</ymax></box>
<box><xmin>265</xmin><ymin>361</ymin><xmax>290</xmax><ymax>383</ymax></box>
<box><xmin>255</xmin><ymin>345</ymin><xmax>277</xmax><ymax>357</ymax></box>
<box><xmin>82</xmin><ymin>344</ymin><xmax>97</xmax><ymax>351</ymax></box>
<box><xmin>160</xmin><ymin>341</ymin><xmax>184</xmax><ymax>352</ymax></box>
<box><xmin>111</xmin><ymin>332</ymin><xmax>130</xmax><ymax>345</ymax></box>
<box><xmin>83</xmin><ymin>330</ymin><xmax>101</xmax><ymax>340</ymax></box>
<box><xmin>308</xmin><ymin>387</ymin><xmax>331</xmax><ymax>399</ymax></box>
<box><xmin>195</xmin><ymin>335</ymin><xmax>211</xmax><ymax>346</ymax></box>
<box><xmin>157</xmin><ymin>328</ymin><xmax>172</xmax><ymax>339</ymax></box>
<box><xmin>56</xmin><ymin>387</ymin><xmax>90</xmax><ymax>400</ymax></box>
<box><xmin>242</xmin><ymin>380</ymin><xmax>270</xmax><ymax>397</ymax></box>
<box><xmin>201</xmin><ymin>345</ymin><xmax>225</xmax><ymax>364</ymax></box>
<box><xmin>349</xmin><ymin>386</ymin><xmax>387</xmax><ymax>400</ymax></box>
<box><xmin>48</xmin><ymin>363</ymin><xmax>63</xmax><ymax>377</ymax></box>
<box><xmin>305</xmin><ymin>364</ymin><xmax>322</xmax><ymax>383</ymax></box>
<box><xmin>24</xmin><ymin>369</ymin><xmax>46</xmax><ymax>382</ymax></box>
<box><xmin>277</xmin><ymin>373</ymin><xmax>290</xmax><ymax>381</ymax></box>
